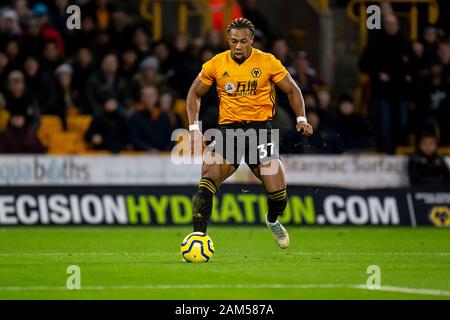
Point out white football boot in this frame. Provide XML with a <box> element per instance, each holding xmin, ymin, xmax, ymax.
<box><xmin>265</xmin><ymin>213</ymin><xmax>289</xmax><ymax>249</ymax></box>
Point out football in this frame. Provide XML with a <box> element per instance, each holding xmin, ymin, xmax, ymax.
<box><xmin>181</xmin><ymin>232</ymin><xmax>215</xmax><ymax>263</ymax></box>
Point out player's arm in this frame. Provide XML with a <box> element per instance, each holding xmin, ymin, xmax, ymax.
<box><xmin>186</xmin><ymin>75</ymin><xmax>212</xmax><ymax>155</ymax></box>
<box><xmin>275</xmin><ymin>73</ymin><xmax>313</xmax><ymax>136</ymax></box>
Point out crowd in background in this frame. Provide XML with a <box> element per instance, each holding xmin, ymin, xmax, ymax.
<box><xmin>0</xmin><ymin>0</ymin><xmax>449</xmax><ymax>159</ymax></box>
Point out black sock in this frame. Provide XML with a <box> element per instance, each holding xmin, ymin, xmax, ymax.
<box><xmin>267</xmin><ymin>189</ymin><xmax>287</xmax><ymax>223</ymax></box>
<box><xmin>193</xmin><ymin>177</ymin><xmax>217</xmax><ymax>232</ymax></box>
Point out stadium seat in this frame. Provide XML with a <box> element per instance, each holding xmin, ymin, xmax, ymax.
<box><xmin>395</xmin><ymin>146</ymin><xmax>414</xmax><ymax>155</ymax></box>
<box><xmin>38</xmin><ymin>115</ymin><xmax>64</xmax><ymax>146</ymax></box>
<box><xmin>438</xmin><ymin>147</ymin><xmax>450</xmax><ymax>155</ymax></box>
<box><xmin>0</xmin><ymin>109</ymin><xmax>10</xmax><ymax>133</ymax></box>
<box><xmin>174</xmin><ymin>99</ymin><xmax>188</xmax><ymax>128</ymax></box>
<box><xmin>67</xmin><ymin>115</ymin><xmax>92</xmax><ymax>134</ymax></box>
<box><xmin>47</xmin><ymin>131</ymin><xmax>87</xmax><ymax>154</ymax></box>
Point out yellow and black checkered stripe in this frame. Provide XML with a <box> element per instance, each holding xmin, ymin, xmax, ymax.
<box><xmin>198</xmin><ymin>177</ymin><xmax>217</xmax><ymax>194</ymax></box>
<box><xmin>268</xmin><ymin>188</ymin><xmax>287</xmax><ymax>201</ymax></box>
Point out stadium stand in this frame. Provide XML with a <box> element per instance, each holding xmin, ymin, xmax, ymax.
<box><xmin>0</xmin><ymin>0</ymin><xmax>449</xmax><ymax>156</ymax></box>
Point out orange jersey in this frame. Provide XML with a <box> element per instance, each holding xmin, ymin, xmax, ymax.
<box><xmin>199</xmin><ymin>48</ymin><xmax>288</xmax><ymax>124</ymax></box>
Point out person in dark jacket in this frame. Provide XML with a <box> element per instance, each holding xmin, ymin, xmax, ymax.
<box><xmin>359</xmin><ymin>13</ymin><xmax>412</xmax><ymax>153</ymax></box>
<box><xmin>127</xmin><ymin>85</ymin><xmax>172</xmax><ymax>152</ymax></box>
<box><xmin>85</xmin><ymin>98</ymin><xmax>128</xmax><ymax>153</ymax></box>
<box><xmin>408</xmin><ymin>134</ymin><xmax>450</xmax><ymax>186</ymax></box>
<box><xmin>3</xmin><ymin>70</ymin><xmax>39</xmax><ymax>126</ymax></box>
<box><xmin>334</xmin><ymin>94</ymin><xmax>373</xmax><ymax>153</ymax></box>
<box><xmin>85</xmin><ymin>53</ymin><xmax>129</xmax><ymax>115</ymax></box>
<box><xmin>0</xmin><ymin>110</ymin><xmax>46</xmax><ymax>154</ymax></box>
<box><xmin>43</xmin><ymin>63</ymin><xmax>78</xmax><ymax>129</ymax></box>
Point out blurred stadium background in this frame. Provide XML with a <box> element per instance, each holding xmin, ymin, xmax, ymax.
<box><xmin>0</xmin><ymin>0</ymin><xmax>449</xmax><ymax>300</ymax></box>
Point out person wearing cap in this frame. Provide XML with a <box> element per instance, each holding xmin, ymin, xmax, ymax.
<box><xmin>42</xmin><ymin>63</ymin><xmax>77</xmax><ymax>129</ymax></box>
<box><xmin>0</xmin><ymin>9</ymin><xmax>21</xmax><ymax>49</ymax></box>
<box><xmin>32</xmin><ymin>3</ymin><xmax>65</xmax><ymax>56</ymax></box>
<box><xmin>129</xmin><ymin>55</ymin><xmax>166</xmax><ymax>105</ymax></box>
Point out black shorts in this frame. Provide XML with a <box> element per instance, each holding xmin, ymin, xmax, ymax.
<box><xmin>206</xmin><ymin>121</ymin><xmax>280</xmax><ymax>171</ymax></box>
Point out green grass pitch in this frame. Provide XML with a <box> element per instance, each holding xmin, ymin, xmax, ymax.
<box><xmin>0</xmin><ymin>226</ymin><xmax>449</xmax><ymax>300</ymax></box>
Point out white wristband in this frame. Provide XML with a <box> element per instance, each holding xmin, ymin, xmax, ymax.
<box><xmin>189</xmin><ymin>124</ymin><xmax>200</xmax><ymax>132</ymax></box>
<box><xmin>296</xmin><ymin>116</ymin><xmax>307</xmax><ymax>123</ymax></box>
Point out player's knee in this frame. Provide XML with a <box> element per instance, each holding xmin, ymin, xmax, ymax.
<box><xmin>267</xmin><ymin>188</ymin><xmax>288</xmax><ymax>214</ymax></box>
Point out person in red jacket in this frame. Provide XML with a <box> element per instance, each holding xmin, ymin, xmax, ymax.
<box><xmin>208</xmin><ymin>0</ymin><xmax>243</xmax><ymax>32</ymax></box>
<box><xmin>32</xmin><ymin>3</ymin><xmax>65</xmax><ymax>57</ymax></box>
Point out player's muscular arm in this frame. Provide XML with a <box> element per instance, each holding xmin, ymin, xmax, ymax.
<box><xmin>187</xmin><ymin>76</ymin><xmax>212</xmax><ymax>155</ymax></box>
<box><xmin>275</xmin><ymin>73</ymin><xmax>313</xmax><ymax>136</ymax></box>
<box><xmin>187</xmin><ymin>75</ymin><xmax>211</xmax><ymax>125</ymax></box>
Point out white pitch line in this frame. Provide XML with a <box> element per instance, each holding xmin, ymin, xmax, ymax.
<box><xmin>286</xmin><ymin>252</ymin><xmax>450</xmax><ymax>256</ymax></box>
<box><xmin>0</xmin><ymin>252</ymin><xmax>448</xmax><ymax>257</ymax></box>
<box><xmin>353</xmin><ymin>285</ymin><xmax>450</xmax><ymax>297</ymax></box>
<box><xmin>0</xmin><ymin>252</ymin><xmax>178</xmax><ymax>257</ymax></box>
<box><xmin>0</xmin><ymin>284</ymin><xmax>449</xmax><ymax>297</ymax></box>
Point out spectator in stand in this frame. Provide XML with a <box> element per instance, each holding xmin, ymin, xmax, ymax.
<box><xmin>3</xmin><ymin>70</ymin><xmax>39</xmax><ymax>126</ymax></box>
<box><xmin>416</xmin><ymin>62</ymin><xmax>449</xmax><ymax>144</ymax></box>
<box><xmin>271</xmin><ymin>38</ymin><xmax>293</xmax><ymax>71</ymax></box>
<box><xmin>281</xmin><ymin>108</ymin><xmax>342</xmax><ymax>154</ymax></box>
<box><xmin>0</xmin><ymin>9</ymin><xmax>21</xmax><ymax>50</ymax></box>
<box><xmin>20</xmin><ymin>17</ymin><xmax>45</xmax><ymax>57</ymax></box>
<box><xmin>71</xmin><ymin>47</ymin><xmax>96</xmax><ymax>114</ymax></box>
<box><xmin>86</xmin><ymin>52</ymin><xmax>129</xmax><ymax>115</ymax></box>
<box><xmin>291</xmin><ymin>51</ymin><xmax>323</xmax><ymax>96</ymax></box>
<box><xmin>49</xmin><ymin>0</ymin><xmax>71</xmax><ymax>35</ymax></box>
<box><xmin>127</xmin><ymin>85</ymin><xmax>172</xmax><ymax>152</ymax></box>
<box><xmin>32</xmin><ymin>3</ymin><xmax>65</xmax><ymax>56</ymax></box>
<box><xmin>241</xmin><ymin>0</ymin><xmax>271</xmax><ymax>39</ymax></box>
<box><xmin>23</xmin><ymin>55</ymin><xmax>53</xmax><ymax>115</ymax></box>
<box><xmin>132</xmin><ymin>26</ymin><xmax>152</xmax><ymax>62</ymax></box>
<box><xmin>421</xmin><ymin>26</ymin><xmax>440</xmax><ymax>66</ymax></box>
<box><xmin>169</xmin><ymin>33</ymin><xmax>199</xmax><ymax>98</ymax></box>
<box><xmin>108</xmin><ymin>9</ymin><xmax>132</xmax><ymax>51</ymax></box>
<box><xmin>44</xmin><ymin>63</ymin><xmax>78</xmax><ymax>128</ymax></box>
<box><xmin>316</xmin><ymin>86</ymin><xmax>334</xmax><ymax>129</ymax></box>
<box><xmin>4</xmin><ymin>39</ymin><xmax>22</xmax><ymax>70</ymax></box>
<box><xmin>334</xmin><ymin>94</ymin><xmax>373</xmax><ymax>153</ymax></box>
<box><xmin>159</xmin><ymin>90</ymin><xmax>184</xmax><ymax>130</ymax></box>
<box><xmin>40</xmin><ymin>40</ymin><xmax>62</xmax><ymax>74</ymax></box>
<box><xmin>408</xmin><ymin>133</ymin><xmax>450</xmax><ymax>186</ymax></box>
<box><xmin>119</xmin><ymin>48</ymin><xmax>138</xmax><ymax>79</ymax></box>
<box><xmin>12</xmin><ymin>0</ymin><xmax>31</xmax><ymax>28</ymax></box>
<box><xmin>204</xmin><ymin>28</ymin><xmax>226</xmax><ymax>54</ymax></box>
<box><xmin>438</xmin><ymin>41</ymin><xmax>450</xmax><ymax>84</ymax></box>
<box><xmin>68</xmin><ymin>15</ymin><xmax>97</xmax><ymax>55</ymax></box>
<box><xmin>0</xmin><ymin>109</ymin><xmax>46</xmax><ymax>153</ymax></box>
<box><xmin>85</xmin><ymin>97</ymin><xmax>128</xmax><ymax>153</ymax></box>
<box><xmin>129</xmin><ymin>56</ymin><xmax>166</xmax><ymax>106</ymax></box>
<box><xmin>82</xmin><ymin>0</ymin><xmax>116</xmax><ymax>31</ymax></box>
<box><xmin>0</xmin><ymin>51</ymin><xmax>10</xmax><ymax>92</ymax></box>
<box><xmin>153</xmin><ymin>41</ymin><xmax>175</xmax><ymax>78</ymax></box>
<box><xmin>207</xmin><ymin>0</ymin><xmax>242</xmax><ymax>33</ymax></box>
<box><xmin>359</xmin><ymin>13</ymin><xmax>412</xmax><ymax>153</ymax></box>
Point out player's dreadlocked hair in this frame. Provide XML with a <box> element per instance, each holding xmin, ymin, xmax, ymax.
<box><xmin>226</xmin><ymin>18</ymin><xmax>255</xmax><ymax>35</ymax></box>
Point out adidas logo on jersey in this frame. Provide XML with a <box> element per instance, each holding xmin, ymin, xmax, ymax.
<box><xmin>222</xmin><ymin>71</ymin><xmax>230</xmax><ymax>77</ymax></box>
